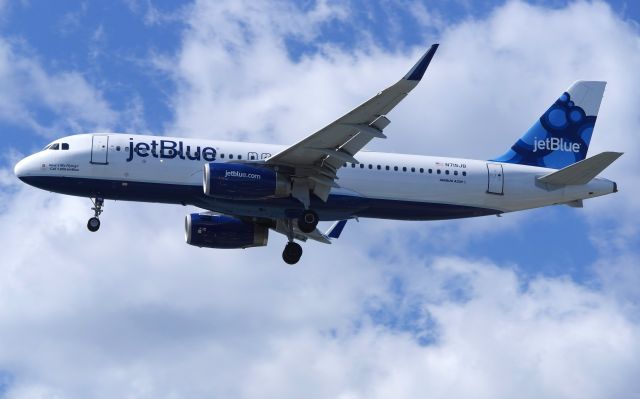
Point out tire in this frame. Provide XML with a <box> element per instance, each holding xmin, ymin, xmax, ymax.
<box><xmin>297</xmin><ymin>210</ymin><xmax>319</xmax><ymax>233</ymax></box>
<box><xmin>282</xmin><ymin>242</ymin><xmax>303</xmax><ymax>265</ymax></box>
<box><xmin>87</xmin><ymin>217</ymin><xmax>101</xmax><ymax>232</ymax></box>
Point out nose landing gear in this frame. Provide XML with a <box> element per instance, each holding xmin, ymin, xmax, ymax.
<box><xmin>87</xmin><ymin>197</ymin><xmax>104</xmax><ymax>232</ymax></box>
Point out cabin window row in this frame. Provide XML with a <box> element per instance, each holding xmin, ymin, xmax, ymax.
<box><xmin>219</xmin><ymin>153</ymin><xmax>243</xmax><ymax>160</ymax></box>
<box><xmin>114</xmin><ymin>148</ymin><xmax>270</xmax><ymax>161</ymax></box>
<box><xmin>344</xmin><ymin>162</ymin><xmax>467</xmax><ymax>176</ymax></box>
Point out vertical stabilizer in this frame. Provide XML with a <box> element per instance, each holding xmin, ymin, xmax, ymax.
<box><xmin>492</xmin><ymin>81</ymin><xmax>606</xmax><ymax>169</ymax></box>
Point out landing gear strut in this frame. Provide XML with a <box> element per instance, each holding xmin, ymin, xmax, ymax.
<box><xmin>282</xmin><ymin>219</ymin><xmax>303</xmax><ymax>265</ymax></box>
<box><xmin>87</xmin><ymin>197</ymin><xmax>104</xmax><ymax>232</ymax></box>
<box><xmin>282</xmin><ymin>242</ymin><xmax>303</xmax><ymax>265</ymax></box>
<box><xmin>297</xmin><ymin>209</ymin><xmax>319</xmax><ymax>233</ymax></box>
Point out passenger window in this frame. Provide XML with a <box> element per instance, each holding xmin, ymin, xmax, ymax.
<box><xmin>462</xmin><ymin>171</ymin><xmax>467</xmax><ymax>176</ymax></box>
<box><xmin>351</xmin><ymin>163</ymin><xmax>355</xmax><ymax>168</ymax></box>
<box><xmin>238</xmin><ymin>155</ymin><xmax>242</xmax><ymax>160</ymax></box>
<box><xmin>437</xmin><ymin>169</ymin><xmax>441</xmax><ymax>174</ymax></box>
<box><xmin>377</xmin><ymin>165</ymin><xmax>381</xmax><ymax>170</ymax></box>
<box><xmin>221</xmin><ymin>154</ymin><xmax>225</xmax><ymax>159</ymax></box>
<box><xmin>454</xmin><ymin>171</ymin><xmax>458</xmax><ymax>176</ymax></box>
<box><xmin>394</xmin><ymin>166</ymin><xmax>398</xmax><ymax>171</ymax></box>
<box><xmin>229</xmin><ymin>154</ymin><xmax>234</xmax><ymax>159</ymax></box>
<box><xmin>420</xmin><ymin>168</ymin><xmax>424</xmax><ymax>173</ymax></box>
<box><xmin>445</xmin><ymin>170</ymin><xmax>450</xmax><ymax>175</ymax></box>
<box><xmin>368</xmin><ymin>164</ymin><xmax>372</xmax><ymax>169</ymax></box>
<box><xmin>411</xmin><ymin>167</ymin><xmax>415</xmax><ymax>172</ymax></box>
<box><xmin>402</xmin><ymin>167</ymin><xmax>407</xmax><ymax>172</ymax></box>
<box><xmin>50</xmin><ymin>143</ymin><xmax>59</xmax><ymax>150</ymax></box>
<box><xmin>385</xmin><ymin>166</ymin><xmax>390</xmax><ymax>171</ymax></box>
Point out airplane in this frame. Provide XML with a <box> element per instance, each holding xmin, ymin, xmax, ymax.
<box><xmin>14</xmin><ymin>44</ymin><xmax>622</xmax><ymax>265</ymax></box>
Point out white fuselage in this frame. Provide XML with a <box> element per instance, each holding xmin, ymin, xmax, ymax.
<box><xmin>14</xmin><ymin>133</ymin><xmax>616</xmax><ymax>221</ymax></box>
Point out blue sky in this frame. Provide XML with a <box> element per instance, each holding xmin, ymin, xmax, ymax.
<box><xmin>1</xmin><ymin>1</ymin><xmax>640</xmax><ymax>398</ymax></box>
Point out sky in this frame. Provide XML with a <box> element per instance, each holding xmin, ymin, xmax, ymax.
<box><xmin>1</xmin><ymin>0</ymin><xmax>639</xmax><ymax>398</ymax></box>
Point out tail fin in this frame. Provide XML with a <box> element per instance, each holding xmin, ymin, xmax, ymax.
<box><xmin>492</xmin><ymin>81</ymin><xmax>606</xmax><ymax>169</ymax></box>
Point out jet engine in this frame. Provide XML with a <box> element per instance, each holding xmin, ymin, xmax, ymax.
<box><xmin>185</xmin><ymin>213</ymin><xmax>268</xmax><ymax>249</ymax></box>
<box><xmin>203</xmin><ymin>163</ymin><xmax>290</xmax><ymax>199</ymax></box>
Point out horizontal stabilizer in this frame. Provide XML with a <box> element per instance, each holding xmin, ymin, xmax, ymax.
<box><xmin>537</xmin><ymin>151</ymin><xmax>623</xmax><ymax>186</ymax></box>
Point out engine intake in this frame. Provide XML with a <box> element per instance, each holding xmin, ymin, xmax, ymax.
<box><xmin>203</xmin><ymin>163</ymin><xmax>290</xmax><ymax>199</ymax></box>
<box><xmin>185</xmin><ymin>213</ymin><xmax>268</xmax><ymax>249</ymax></box>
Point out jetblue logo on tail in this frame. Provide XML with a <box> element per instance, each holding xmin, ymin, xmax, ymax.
<box><xmin>533</xmin><ymin>137</ymin><xmax>581</xmax><ymax>153</ymax></box>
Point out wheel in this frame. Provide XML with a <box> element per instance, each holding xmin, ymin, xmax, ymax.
<box><xmin>282</xmin><ymin>242</ymin><xmax>303</xmax><ymax>265</ymax></box>
<box><xmin>297</xmin><ymin>210</ymin><xmax>319</xmax><ymax>233</ymax></box>
<box><xmin>87</xmin><ymin>217</ymin><xmax>101</xmax><ymax>232</ymax></box>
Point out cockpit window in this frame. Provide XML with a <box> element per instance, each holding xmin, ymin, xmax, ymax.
<box><xmin>50</xmin><ymin>143</ymin><xmax>60</xmax><ymax>150</ymax></box>
<box><xmin>61</xmin><ymin>143</ymin><xmax>69</xmax><ymax>150</ymax></box>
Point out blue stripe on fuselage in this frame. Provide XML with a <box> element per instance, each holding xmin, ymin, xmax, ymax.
<box><xmin>17</xmin><ymin>175</ymin><xmax>500</xmax><ymax>221</ymax></box>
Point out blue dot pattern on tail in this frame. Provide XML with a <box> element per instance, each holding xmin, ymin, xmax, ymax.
<box><xmin>492</xmin><ymin>92</ymin><xmax>596</xmax><ymax>169</ymax></box>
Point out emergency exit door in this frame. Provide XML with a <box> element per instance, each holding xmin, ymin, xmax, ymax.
<box><xmin>91</xmin><ymin>134</ymin><xmax>109</xmax><ymax>165</ymax></box>
<box><xmin>486</xmin><ymin>163</ymin><xmax>504</xmax><ymax>195</ymax></box>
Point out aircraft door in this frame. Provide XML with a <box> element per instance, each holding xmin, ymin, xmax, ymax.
<box><xmin>247</xmin><ymin>152</ymin><xmax>259</xmax><ymax>161</ymax></box>
<box><xmin>486</xmin><ymin>163</ymin><xmax>504</xmax><ymax>195</ymax></box>
<box><xmin>91</xmin><ymin>134</ymin><xmax>109</xmax><ymax>165</ymax></box>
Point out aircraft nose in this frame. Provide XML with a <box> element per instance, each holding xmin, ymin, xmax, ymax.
<box><xmin>14</xmin><ymin>156</ymin><xmax>33</xmax><ymax>181</ymax></box>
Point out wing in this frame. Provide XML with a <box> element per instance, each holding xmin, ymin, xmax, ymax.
<box><xmin>265</xmin><ymin>44</ymin><xmax>439</xmax><ymax>207</ymax></box>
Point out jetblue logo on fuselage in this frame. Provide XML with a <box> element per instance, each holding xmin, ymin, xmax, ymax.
<box><xmin>126</xmin><ymin>139</ymin><xmax>216</xmax><ymax>162</ymax></box>
<box><xmin>532</xmin><ymin>137</ymin><xmax>580</xmax><ymax>153</ymax></box>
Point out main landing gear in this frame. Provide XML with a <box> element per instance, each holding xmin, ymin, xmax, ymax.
<box><xmin>282</xmin><ymin>241</ymin><xmax>303</xmax><ymax>265</ymax></box>
<box><xmin>282</xmin><ymin>218</ymin><xmax>304</xmax><ymax>265</ymax></box>
<box><xmin>87</xmin><ymin>197</ymin><xmax>104</xmax><ymax>232</ymax></box>
<box><xmin>282</xmin><ymin>210</ymin><xmax>319</xmax><ymax>264</ymax></box>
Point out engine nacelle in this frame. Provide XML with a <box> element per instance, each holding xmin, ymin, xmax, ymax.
<box><xmin>185</xmin><ymin>213</ymin><xmax>268</xmax><ymax>249</ymax></box>
<box><xmin>203</xmin><ymin>163</ymin><xmax>290</xmax><ymax>199</ymax></box>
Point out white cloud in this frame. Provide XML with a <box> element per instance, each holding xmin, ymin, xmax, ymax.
<box><xmin>0</xmin><ymin>38</ymin><xmax>118</xmax><ymax>138</ymax></box>
<box><xmin>0</xmin><ymin>182</ymin><xmax>638</xmax><ymax>398</ymax></box>
<box><xmin>3</xmin><ymin>0</ymin><xmax>640</xmax><ymax>398</ymax></box>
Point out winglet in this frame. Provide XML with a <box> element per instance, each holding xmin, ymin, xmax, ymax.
<box><xmin>403</xmin><ymin>44</ymin><xmax>439</xmax><ymax>81</ymax></box>
<box><xmin>326</xmin><ymin>220</ymin><xmax>348</xmax><ymax>239</ymax></box>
